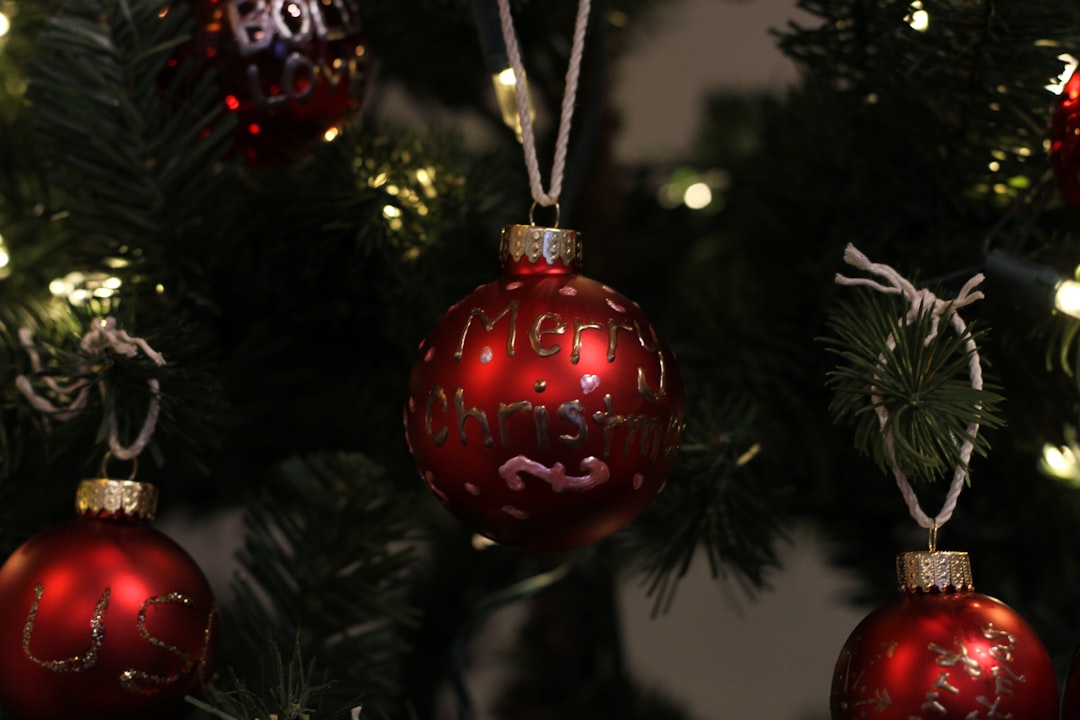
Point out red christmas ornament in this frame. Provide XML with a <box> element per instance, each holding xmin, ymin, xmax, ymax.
<box><xmin>1051</xmin><ymin>65</ymin><xmax>1080</xmax><ymax>213</ymax></box>
<box><xmin>831</xmin><ymin>551</ymin><xmax>1057</xmax><ymax>720</ymax></box>
<box><xmin>404</xmin><ymin>224</ymin><xmax>685</xmax><ymax>551</ymax></box>
<box><xmin>0</xmin><ymin>478</ymin><xmax>218</xmax><ymax>720</ymax></box>
<box><xmin>184</xmin><ymin>0</ymin><xmax>371</xmax><ymax>164</ymax></box>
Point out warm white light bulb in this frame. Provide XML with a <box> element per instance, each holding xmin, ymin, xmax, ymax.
<box><xmin>1041</xmin><ymin>443</ymin><xmax>1080</xmax><ymax>483</ymax></box>
<box><xmin>492</xmin><ymin>68</ymin><xmax>534</xmax><ymax>142</ymax></box>
<box><xmin>683</xmin><ymin>182</ymin><xmax>713</xmax><ymax>210</ymax></box>
<box><xmin>905</xmin><ymin>2</ymin><xmax>929</xmax><ymax>31</ymax></box>
<box><xmin>1054</xmin><ymin>279</ymin><xmax>1080</xmax><ymax>318</ymax></box>
<box><xmin>0</xmin><ymin>12</ymin><xmax>10</xmax><ymax>39</ymax></box>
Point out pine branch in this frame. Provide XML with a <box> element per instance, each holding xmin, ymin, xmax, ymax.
<box><xmin>221</xmin><ymin>453</ymin><xmax>419</xmax><ymax>719</ymax></box>
<box><xmin>824</xmin><ymin>289</ymin><xmax>1003</xmax><ymax>484</ymax></box>
<box><xmin>620</xmin><ymin>389</ymin><xmax>790</xmax><ymax>614</ymax></box>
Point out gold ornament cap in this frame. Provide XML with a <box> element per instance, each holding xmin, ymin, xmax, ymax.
<box><xmin>76</xmin><ymin>479</ymin><xmax>158</xmax><ymax>521</ymax></box>
<box><xmin>896</xmin><ymin>551</ymin><xmax>974</xmax><ymax>594</ymax></box>
<box><xmin>499</xmin><ymin>224</ymin><xmax>582</xmax><ymax>273</ymax></box>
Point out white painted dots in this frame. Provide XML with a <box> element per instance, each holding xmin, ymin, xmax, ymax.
<box><xmin>479</xmin><ymin>346</ymin><xmax>494</xmax><ymax>364</ymax></box>
<box><xmin>505</xmin><ymin>281</ymin><xmax>524</xmax><ymax>291</ymax></box>
<box><xmin>559</xmin><ymin>285</ymin><xmax>577</xmax><ymax>296</ymax></box>
<box><xmin>606</xmin><ymin>298</ymin><xmax>625</xmax><ymax>313</ymax></box>
<box><xmin>633</xmin><ymin>473</ymin><xmax>644</xmax><ymax>490</ymax></box>
<box><xmin>502</xmin><ymin>505</ymin><xmax>529</xmax><ymax>519</ymax></box>
<box><xmin>424</xmin><ymin>346</ymin><xmax>435</xmax><ymax>362</ymax></box>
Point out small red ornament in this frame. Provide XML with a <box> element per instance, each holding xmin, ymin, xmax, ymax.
<box><xmin>1051</xmin><ymin>66</ymin><xmax>1080</xmax><ymax>213</ymax></box>
<box><xmin>0</xmin><ymin>478</ymin><xmax>218</xmax><ymax>720</ymax></box>
<box><xmin>404</xmin><ymin>224</ymin><xmax>685</xmax><ymax>551</ymax></box>
<box><xmin>831</xmin><ymin>551</ymin><xmax>1057</xmax><ymax>720</ymax></box>
<box><xmin>185</xmin><ymin>0</ymin><xmax>371</xmax><ymax>164</ymax></box>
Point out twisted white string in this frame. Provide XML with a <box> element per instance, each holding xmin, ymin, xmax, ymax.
<box><xmin>835</xmin><ymin>244</ymin><xmax>986</xmax><ymax>535</ymax></box>
<box><xmin>496</xmin><ymin>0</ymin><xmax>591</xmax><ymax>211</ymax></box>
<box><xmin>16</xmin><ymin>317</ymin><xmax>166</xmax><ymax>461</ymax></box>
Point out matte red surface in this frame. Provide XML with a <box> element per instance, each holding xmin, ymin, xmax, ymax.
<box><xmin>0</xmin><ymin>516</ymin><xmax>217</xmax><ymax>720</ymax></box>
<box><xmin>831</xmin><ymin>591</ymin><xmax>1057</xmax><ymax>720</ymax></box>
<box><xmin>405</xmin><ymin>253</ymin><xmax>685</xmax><ymax>551</ymax></box>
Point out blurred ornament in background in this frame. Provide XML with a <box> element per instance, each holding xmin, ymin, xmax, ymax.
<box><xmin>0</xmin><ymin>474</ymin><xmax>217</xmax><ymax>720</ymax></box>
<box><xmin>1050</xmin><ymin>60</ymin><xmax>1080</xmax><ymax>214</ymax></box>
<box><xmin>180</xmin><ymin>0</ymin><xmax>371</xmax><ymax>165</ymax></box>
<box><xmin>831</xmin><ymin>551</ymin><xmax>1057</xmax><ymax>720</ymax></box>
<box><xmin>404</xmin><ymin>223</ymin><xmax>685</xmax><ymax>552</ymax></box>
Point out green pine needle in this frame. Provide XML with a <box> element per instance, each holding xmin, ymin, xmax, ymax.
<box><xmin>824</xmin><ymin>289</ymin><xmax>1003</xmax><ymax>484</ymax></box>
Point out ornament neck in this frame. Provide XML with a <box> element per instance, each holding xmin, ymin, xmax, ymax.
<box><xmin>499</xmin><ymin>224</ymin><xmax>581</xmax><ymax>276</ymax></box>
<box><xmin>896</xmin><ymin>551</ymin><xmax>973</xmax><ymax>594</ymax></box>
<box><xmin>75</xmin><ymin>479</ymin><xmax>158</xmax><ymax>522</ymax></box>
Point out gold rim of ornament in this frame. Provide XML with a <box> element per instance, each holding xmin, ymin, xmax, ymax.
<box><xmin>75</xmin><ymin>478</ymin><xmax>159</xmax><ymax>521</ymax></box>
<box><xmin>896</xmin><ymin>550</ymin><xmax>974</xmax><ymax>594</ymax></box>
<box><xmin>499</xmin><ymin>224</ymin><xmax>582</xmax><ymax>268</ymax></box>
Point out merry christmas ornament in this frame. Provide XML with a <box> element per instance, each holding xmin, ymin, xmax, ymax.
<box><xmin>186</xmin><ymin>0</ymin><xmax>370</xmax><ymax>164</ymax></box>
<box><xmin>404</xmin><ymin>224</ymin><xmax>685</xmax><ymax>551</ymax></box>
<box><xmin>1051</xmin><ymin>65</ymin><xmax>1080</xmax><ymax>214</ymax></box>
<box><xmin>831</xmin><ymin>551</ymin><xmax>1057</xmax><ymax>720</ymax></box>
<box><xmin>0</xmin><ymin>476</ymin><xmax>218</xmax><ymax>720</ymax></box>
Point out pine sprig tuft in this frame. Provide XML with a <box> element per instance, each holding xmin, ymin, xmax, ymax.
<box><xmin>824</xmin><ymin>290</ymin><xmax>1003</xmax><ymax>484</ymax></box>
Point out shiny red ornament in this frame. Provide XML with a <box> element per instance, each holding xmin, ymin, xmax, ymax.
<box><xmin>184</xmin><ymin>0</ymin><xmax>371</xmax><ymax>164</ymax></box>
<box><xmin>831</xmin><ymin>551</ymin><xmax>1057</xmax><ymax>720</ymax></box>
<box><xmin>0</xmin><ymin>479</ymin><xmax>218</xmax><ymax>720</ymax></box>
<box><xmin>1051</xmin><ymin>66</ymin><xmax>1080</xmax><ymax>213</ymax></box>
<box><xmin>404</xmin><ymin>224</ymin><xmax>685</xmax><ymax>551</ymax></box>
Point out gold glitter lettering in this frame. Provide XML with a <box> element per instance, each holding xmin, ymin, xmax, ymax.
<box><xmin>934</xmin><ymin>672</ymin><xmax>960</xmax><ymax>694</ymax></box>
<box><xmin>498</xmin><ymin>401</ymin><xmax>533</xmax><ymax>446</ymax></box>
<box><xmin>929</xmin><ymin>641</ymin><xmax>981</xmax><ymax>677</ymax></box>
<box><xmin>454</xmin><ymin>387</ymin><xmax>493</xmax><ymax>448</ymax></box>
<box><xmin>637</xmin><ymin>352</ymin><xmax>668</xmax><ymax>403</ymax></box>
<box><xmin>425</xmin><ymin>385</ymin><xmax>449</xmax><ymax>447</ymax></box>
<box><xmin>529</xmin><ymin>312</ymin><xmax>565</xmax><ymax>357</ymax></box>
<box><xmin>24</xmin><ymin>584</ymin><xmax>109</xmax><ymax>673</ymax></box>
<box><xmin>557</xmin><ymin>400</ymin><xmax>587</xmax><ymax>447</ymax></box>
<box><xmin>454</xmin><ymin>301</ymin><xmax>519</xmax><ymax>361</ymax></box>
<box><xmin>921</xmin><ymin>690</ymin><xmax>948</xmax><ymax>715</ymax></box>
<box><xmin>120</xmin><ymin>593</ymin><xmax>198</xmax><ymax>694</ymax></box>
<box><xmin>591</xmin><ymin>394</ymin><xmax>626</xmax><ymax>459</ymax></box>
<box><xmin>533</xmin><ymin>405</ymin><xmax>551</xmax><ymax>450</ymax></box>
<box><xmin>570</xmin><ymin>319</ymin><xmax>605</xmax><ymax>364</ymax></box>
<box><xmin>606</xmin><ymin>319</ymin><xmax>635</xmax><ymax>362</ymax></box>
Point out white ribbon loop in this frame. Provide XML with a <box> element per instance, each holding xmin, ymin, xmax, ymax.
<box><xmin>835</xmin><ymin>243</ymin><xmax>986</xmax><ymax>532</ymax></box>
<box><xmin>16</xmin><ymin>316</ymin><xmax>165</xmax><ymax>461</ymax></box>
<box><xmin>496</xmin><ymin>0</ymin><xmax>591</xmax><ymax>211</ymax></box>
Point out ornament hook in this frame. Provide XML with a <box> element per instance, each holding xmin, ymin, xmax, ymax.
<box><xmin>529</xmin><ymin>201</ymin><xmax>560</xmax><ymax>229</ymax></box>
<box><xmin>100</xmin><ymin>450</ymin><xmax>138</xmax><ymax>482</ymax></box>
<box><xmin>928</xmin><ymin>521</ymin><xmax>938</xmax><ymax>553</ymax></box>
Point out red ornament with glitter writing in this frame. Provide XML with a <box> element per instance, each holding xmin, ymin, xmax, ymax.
<box><xmin>181</xmin><ymin>0</ymin><xmax>370</xmax><ymax>164</ymax></box>
<box><xmin>1051</xmin><ymin>66</ymin><xmax>1080</xmax><ymax>214</ymax></box>
<box><xmin>404</xmin><ymin>224</ymin><xmax>685</xmax><ymax>551</ymax></box>
<box><xmin>831</xmin><ymin>551</ymin><xmax>1057</xmax><ymax>720</ymax></box>
<box><xmin>0</xmin><ymin>478</ymin><xmax>217</xmax><ymax>720</ymax></box>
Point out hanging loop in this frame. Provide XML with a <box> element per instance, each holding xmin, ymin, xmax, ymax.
<box><xmin>529</xmin><ymin>200</ymin><xmax>561</xmax><ymax>228</ymax></box>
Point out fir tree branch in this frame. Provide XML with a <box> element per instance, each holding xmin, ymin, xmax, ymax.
<box><xmin>824</xmin><ymin>289</ymin><xmax>1003</xmax><ymax>484</ymax></box>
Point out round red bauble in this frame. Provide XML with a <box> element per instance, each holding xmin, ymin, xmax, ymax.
<box><xmin>0</xmin><ymin>479</ymin><xmax>217</xmax><ymax>720</ymax></box>
<box><xmin>1051</xmin><ymin>66</ymin><xmax>1080</xmax><ymax>213</ymax></box>
<box><xmin>185</xmin><ymin>0</ymin><xmax>370</xmax><ymax>164</ymax></box>
<box><xmin>831</xmin><ymin>551</ymin><xmax>1057</xmax><ymax>720</ymax></box>
<box><xmin>404</xmin><ymin>224</ymin><xmax>685</xmax><ymax>551</ymax></box>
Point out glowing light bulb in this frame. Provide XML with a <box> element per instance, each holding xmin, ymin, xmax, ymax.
<box><xmin>0</xmin><ymin>11</ymin><xmax>10</xmax><ymax>38</ymax></box>
<box><xmin>683</xmin><ymin>182</ymin><xmax>713</xmax><ymax>210</ymax></box>
<box><xmin>323</xmin><ymin>126</ymin><xmax>341</xmax><ymax>143</ymax></box>
<box><xmin>1041</xmin><ymin>443</ymin><xmax>1080</xmax><ymax>484</ymax></box>
<box><xmin>492</xmin><ymin>67</ymin><xmax>534</xmax><ymax>142</ymax></box>
<box><xmin>1055</xmin><ymin>279</ymin><xmax>1080</xmax><ymax>318</ymax></box>
<box><xmin>905</xmin><ymin>1</ymin><xmax>929</xmax><ymax>31</ymax></box>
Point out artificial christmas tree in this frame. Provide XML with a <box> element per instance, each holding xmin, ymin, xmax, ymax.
<box><xmin>1</xmin><ymin>0</ymin><xmax>1080</xmax><ymax>717</ymax></box>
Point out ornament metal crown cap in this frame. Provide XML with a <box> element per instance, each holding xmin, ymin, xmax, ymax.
<box><xmin>499</xmin><ymin>224</ymin><xmax>582</xmax><ymax>271</ymax></box>
<box><xmin>75</xmin><ymin>478</ymin><xmax>158</xmax><ymax>521</ymax></box>
<box><xmin>896</xmin><ymin>551</ymin><xmax>974</xmax><ymax>594</ymax></box>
